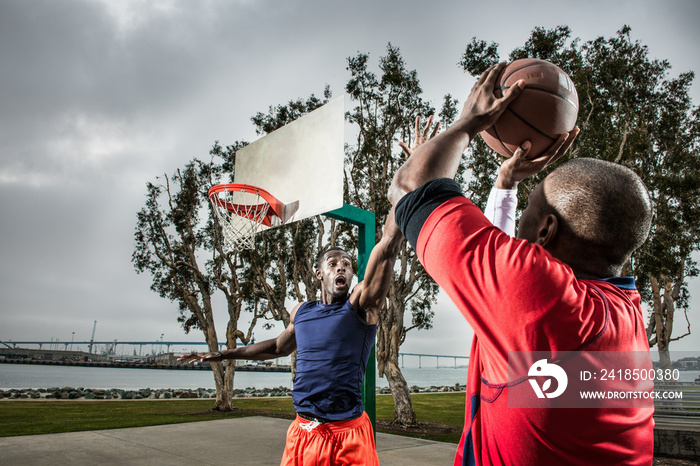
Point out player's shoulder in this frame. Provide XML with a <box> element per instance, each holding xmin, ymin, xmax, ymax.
<box><xmin>290</xmin><ymin>301</ymin><xmax>309</xmax><ymax>322</ymax></box>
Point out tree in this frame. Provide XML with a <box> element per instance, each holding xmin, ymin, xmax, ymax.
<box><xmin>244</xmin><ymin>45</ymin><xmax>459</xmax><ymax>426</ymax></box>
<box><xmin>459</xmin><ymin>26</ymin><xmax>700</xmax><ymax>368</ymax></box>
<box><xmin>227</xmin><ymin>48</ymin><xmax>457</xmax><ymax>425</ymax></box>
<box><xmin>345</xmin><ymin>44</ymin><xmax>459</xmax><ymax>425</ymax></box>
<box><xmin>246</xmin><ymin>54</ymin><xmax>452</xmax><ymax>425</ymax></box>
<box><xmin>135</xmin><ymin>42</ymin><xmax>574</xmax><ymax>425</ymax></box>
<box><xmin>132</xmin><ymin>156</ymin><xmax>266</xmax><ymax>411</ymax></box>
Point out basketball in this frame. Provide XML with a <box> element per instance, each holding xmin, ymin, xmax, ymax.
<box><xmin>480</xmin><ymin>58</ymin><xmax>579</xmax><ymax>158</ymax></box>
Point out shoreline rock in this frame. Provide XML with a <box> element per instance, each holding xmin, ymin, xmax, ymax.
<box><xmin>0</xmin><ymin>384</ymin><xmax>466</xmax><ymax>400</ymax></box>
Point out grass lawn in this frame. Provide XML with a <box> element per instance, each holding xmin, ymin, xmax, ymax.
<box><xmin>376</xmin><ymin>393</ymin><xmax>465</xmax><ymax>443</ymax></box>
<box><xmin>0</xmin><ymin>393</ymin><xmax>464</xmax><ymax>443</ymax></box>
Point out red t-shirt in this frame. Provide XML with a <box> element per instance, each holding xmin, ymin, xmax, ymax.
<box><xmin>416</xmin><ymin>196</ymin><xmax>653</xmax><ymax>466</ymax></box>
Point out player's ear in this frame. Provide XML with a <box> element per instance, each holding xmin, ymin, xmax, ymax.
<box><xmin>536</xmin><ymin>214</ymin><xmax>558</xmax><ymax>248</ymax></box>
<box><xmin>315</xmin><ymin>268</ymin><xmax>323</xmax><ymax>281</ymax></box>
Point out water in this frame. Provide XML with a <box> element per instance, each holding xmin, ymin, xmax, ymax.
<box><xmin>0</xmin><ymin>364</ymin><xmax>468</xmax><ymax>391</ymax></box>
<box><xmin>2</xmin><ymin>364</ymin><xmax>697</xmax><ymax>391</ymax></box>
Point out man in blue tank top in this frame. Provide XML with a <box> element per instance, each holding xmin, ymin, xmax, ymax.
<box><xmin>179</xmin><ymin>211</ymin><xmax>405</xmax><ymax>464</ymax></box>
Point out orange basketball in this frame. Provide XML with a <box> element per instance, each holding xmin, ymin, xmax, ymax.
<box><xmin>480</xmin><ymin>58</ymin><xmax>579</xmax><ymax>158</ymax></box>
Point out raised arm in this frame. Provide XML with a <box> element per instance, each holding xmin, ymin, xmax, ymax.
<box><xmin>177</xmin><ymin>302</ymin><xmax>302</xmax><ymax>364</ymax></box>
<box><xmin>348</xmin><ymin>209</ymin><xmax>403</xmax><ymax>324</ymax></box>
<box><xmin>388</xmin><ymin>62</ymin><xmax>524</xmax><ymax>206</ymax></box>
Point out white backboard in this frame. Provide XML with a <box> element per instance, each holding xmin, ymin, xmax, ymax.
<box><xmin>233</xmin><ymin>97</ymin><xmax>345</xmax><ymax>227</ymax></box>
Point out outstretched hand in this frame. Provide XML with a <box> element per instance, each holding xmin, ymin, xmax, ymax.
<box><xmin>495</xmin><ymin>128</ymin><xmax>580</xmax><ymax>189</ymax></box>
<box><xmin>398</xmin><ymin>115</ymin><xmax>441</xmax><ymax>158</ymax></box>
<box><xmin>460</xmin><ymin>62</ymin><xmax>524</xmax><ymax>140</ymax></box>
<box><xmin>177</xmin><ymin>352</ymin><xmax>222</xmax><ymax>364</ymax></box>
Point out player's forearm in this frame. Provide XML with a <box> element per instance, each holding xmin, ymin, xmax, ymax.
<box><xmin>369</xmin><ymin>209</ymin><xmax>403</xmax><ymax>273</ymax></box>
<box><xmin>221</xmin><ymin>338</ymin><xmax>291</xmax><ymax>361</ymax></box>
<box><xmin>381</xmin><ymin>208</ymin><xmax>403</xmax><ymax>252</ymax></box>
<box><xmin>363</xmin><ymin>252</ymin><xmax>397</xmax><ymax>309</ymax></box>
<box><xmin>359</xmin><ymin>210</ymin><xmax>403</xmax><ymax>309</ymax></box>
<box><xmin>484</xmin><ymin>186</ymin><xmax>518</xmax><ymax>237</ymax></box>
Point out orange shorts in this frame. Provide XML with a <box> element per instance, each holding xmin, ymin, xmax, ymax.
<box><xmin>280</xmin><ymin>411</ymin><xmax>379</xmax><ymax>466</ymax></box>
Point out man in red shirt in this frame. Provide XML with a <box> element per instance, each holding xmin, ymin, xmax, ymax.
<box><xmin>388</xmin><ymin>63</ymin><xmax>654</xmax><ymax>465</ymax></box>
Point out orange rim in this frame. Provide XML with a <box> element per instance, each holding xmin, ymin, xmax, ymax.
<box><xmin>208</xmin><ymin>183</ymin><xmax>285</xmax><ymax>227</ymax></box>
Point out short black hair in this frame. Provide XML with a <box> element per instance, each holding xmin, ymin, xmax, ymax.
<box><xmin>315</xmin><ymin>246</ymin><xmax>349</xmax><ymax>269</ymax></box>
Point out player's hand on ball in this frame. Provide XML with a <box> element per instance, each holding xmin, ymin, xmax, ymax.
<box><xmin>496</xmin><ymin>128</ymin><xmax>580</xmax><ymax>189</ymax></box>
<box><xmin>460</xmin><ymin>62</ymin><xmax>524</xmax><ymax>139</ymax></box>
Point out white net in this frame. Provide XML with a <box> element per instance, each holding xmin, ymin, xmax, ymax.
<box><xmin>209</xmin><ymin>187</ymin><xmax>270</xmax><ymax>251</ymax></box>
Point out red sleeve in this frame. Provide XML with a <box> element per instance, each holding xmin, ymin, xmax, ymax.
<box><xmin>416</xmin><ymin>197</ymin><xmax>607</xmax><ymax>381</ymax></box>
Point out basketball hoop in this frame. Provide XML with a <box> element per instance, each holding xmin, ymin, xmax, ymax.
<box><xmin>208</xmin><ymin>183</ymin><xmax>299</xmax><ymax>250</ymax></box>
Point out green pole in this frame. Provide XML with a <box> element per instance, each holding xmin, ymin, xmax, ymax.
<box><xmin>325</xmin><ymin>203</ymin><xmax>376</xmax><ymax>433</ymax></box>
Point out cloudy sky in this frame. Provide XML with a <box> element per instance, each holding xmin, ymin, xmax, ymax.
<box><xmin>1</xmin><ymin>0</ymin><xmax>698</xmax><ymax>358</ymax></box>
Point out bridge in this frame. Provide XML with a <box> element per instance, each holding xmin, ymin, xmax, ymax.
<box><xmin>1</xmin><ymin>340</ymin><xmax>212</xmax><ymax>355</ymax></box>
<box><xmin>399</xmin><ymin>353</ymin><xmax>469</xmax><ymax>368</ymax></box>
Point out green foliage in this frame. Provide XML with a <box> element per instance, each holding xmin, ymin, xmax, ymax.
<box><xmin>133</xmin><ymin>160</ymin><xmax>220</xmax><ymax>333</ymax></box>
<box><xmin>509</xmin><ymin>25</ymin><xmax>582</xmax><ymax>65</ymax></box>
<box><xmin>345</xmin><ymin>44</ymin><xmax>467</xmax><ymax>423</ymax></box>
<box><xmin>459</xmin><ymin>38</ymin><xmax>499</xmax><ymax>76</ymax></box>
<box><xmin>459</xmin><ymin>26</ymin><xmax>700</xmax><ymax>345</ymax></box>
<box><xmin>133</xmin><ymin>46</ymin><xmax>460</xmax><ymax>377</ymax></box>
<box><xmin>251</xmin><ymin>85</ymin><xmax>332</xmax><ymax>135</ymax></box>
<box><xmin>345</xmin><ymin>45</ymin><xmax>444</xmax><ymax>334</ymax></box>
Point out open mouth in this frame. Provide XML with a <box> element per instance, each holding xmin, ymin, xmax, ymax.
<box><xmin>335</xmin><ymin>276</ymin><xmax>347</xmax><ymax>287</ymax></box>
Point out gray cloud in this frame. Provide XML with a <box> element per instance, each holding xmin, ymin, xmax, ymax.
<box><xmin>1</xmin><ymin>0</ymin><xmax>698</xmax><ymax>353</ymax></box>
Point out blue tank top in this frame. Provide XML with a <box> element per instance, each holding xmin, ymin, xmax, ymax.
<box><xmin>292</xmin><ymin>297</ymin><xmax>376</xmax><ymax>421</ymax></box>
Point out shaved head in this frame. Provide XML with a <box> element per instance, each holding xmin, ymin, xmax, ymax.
<box><xmin>542</xmin><ymin>158</ymin><xmax>653</xmax><ymax>269</ymax></box>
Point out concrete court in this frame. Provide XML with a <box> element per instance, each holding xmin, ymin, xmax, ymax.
<box><xmin>0</xmin><ymin>416</ymin><xmax>458</xmax><ymax>465</ymax></box>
